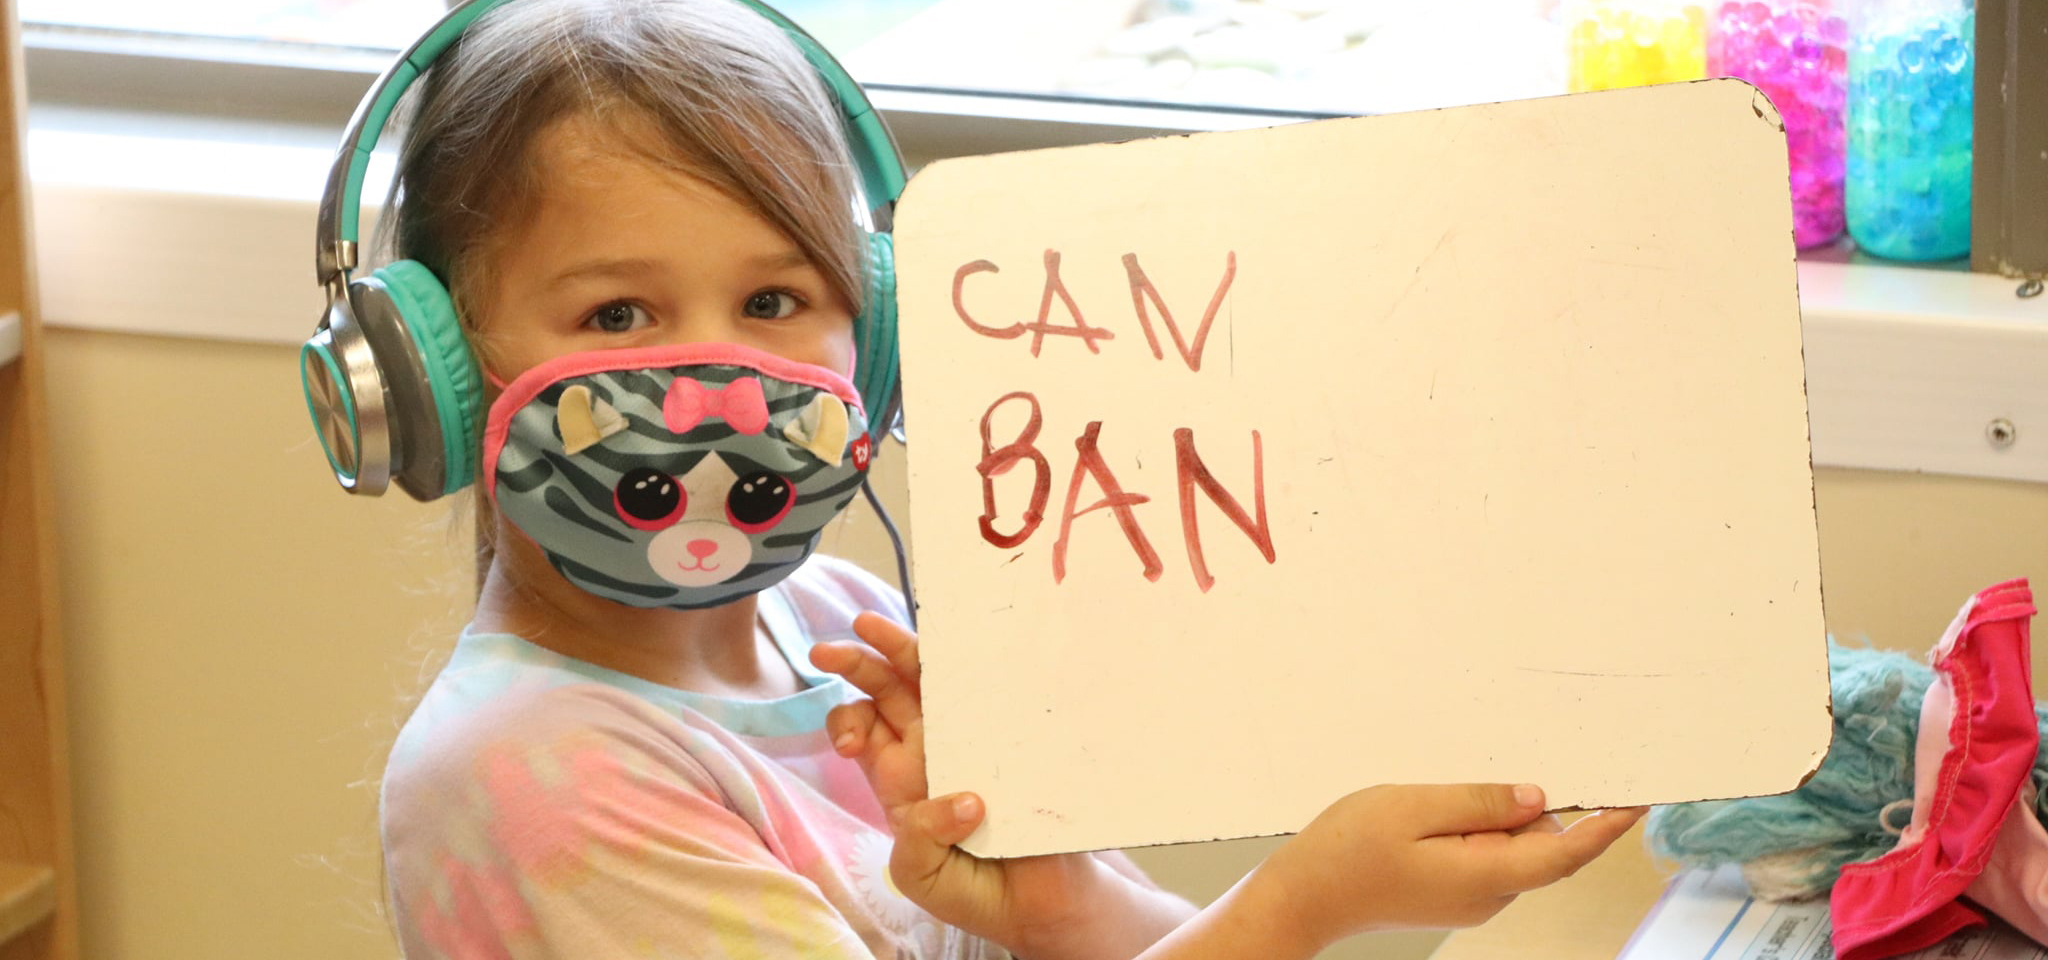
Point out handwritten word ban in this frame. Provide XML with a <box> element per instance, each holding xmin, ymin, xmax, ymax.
<box><xmin>977</xmin><ymin>392</ymin><xmax>1276</xmax><ymax>592</ymax></box>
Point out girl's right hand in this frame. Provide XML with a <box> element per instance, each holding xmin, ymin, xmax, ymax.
<box><xmin>814</xmin><ymin>614</ymin><xmax>1191</xmax><ymax>960</ymax></box>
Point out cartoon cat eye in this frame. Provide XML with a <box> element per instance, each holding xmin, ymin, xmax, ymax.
<box><xmin>614</xmin><ymin>467</ymin><xmax>687</xmax><ymax>531</ymax></box>
<box><xmin>725</xmin><ymin>472</ymin><xmax>795</xmax><ymax>533</ymax></box>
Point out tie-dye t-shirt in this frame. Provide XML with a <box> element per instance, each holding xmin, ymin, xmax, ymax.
<box><xmin>381</xmin><ymin>555</ymin><xmax>1010</xmax><ymax>959</ymax></box>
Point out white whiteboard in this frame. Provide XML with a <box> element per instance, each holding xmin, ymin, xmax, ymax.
<box><xmin>894</xmin><ymin>79</ymin><xmax>1831</xmax><ymax>858</ymax></box>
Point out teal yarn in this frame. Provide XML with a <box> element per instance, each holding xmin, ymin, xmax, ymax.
<box><xmin>1648</xmin><ymin>640</ymin><xmax>2048</xmax><ymax>900</ymax></box>
<box><xmin>2033</xmin><ymin>700</ymin><xmax>2048</xmax><ymax>824</ymax></box>
<box><xmin>1645</xmin><ymin>641</ymin><xmax>1933</xmax><ymax>899</ymax></box>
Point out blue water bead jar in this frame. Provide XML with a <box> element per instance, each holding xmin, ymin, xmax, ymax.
<box><xmin>1845</xmin><ymin>0</ymin><xmax>1974</xmax><ymax>260</ymax></box>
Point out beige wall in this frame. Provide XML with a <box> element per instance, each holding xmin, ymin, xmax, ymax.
<box><xmin>44</xmin><ymin>327</ymin><xmax>2048</xmax><ymax>958</ymax></box>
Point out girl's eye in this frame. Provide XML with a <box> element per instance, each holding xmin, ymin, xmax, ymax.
<box><xmin>614</xmin><ymin>467</ymin><xmax>686</xmax><ymax>531</ymax></box>
<box><xmin>742</xmin><ymin>290</ymin><xmax>801</xmax><ymax>320</ymax></box>
<box><xmin>587</xmin><ymin>301</ymin><xmax>652</xmax><ymax>334</ymax></box>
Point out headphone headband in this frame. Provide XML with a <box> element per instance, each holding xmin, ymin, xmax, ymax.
<box><xmin>314</xmin><ymin>0</ymin><xmax>907</xmax><ymax>284</ymax></box>
<box><xmin>305</xmin><ymin>0</ymin><xmax>906</xmax><ymax>501</ymax></box>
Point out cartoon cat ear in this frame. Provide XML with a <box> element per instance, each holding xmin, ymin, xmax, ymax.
<box><xmin>590</xmin><ymin>396</ymin><xmax>627</xmax><ymax>440</ymax></box>
<box><xmin>783</xmin><ymin>393</ymin><xmax>850</xmax><ymax>466</ymax></box>
<box><xmin>557</xmin><ymin>385</ymin><xmax>628</xmax><ymax>455</ymax></box>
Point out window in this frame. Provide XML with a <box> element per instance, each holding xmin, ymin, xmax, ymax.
<box><xmin>20</xmin><ymin>0</ymin><xmax>1569</xmax><ymax>119</ymax></box>
<box><xmin>21</xmin><ymin>0</ymin><xmax>2038</xmax><ymax>274</ymax></box>
<box><xmin>15</xmin><ymin>0</ymin><xmax>2046</xmax><ymax>491</ymax></box>
<box><xmin>21</xmin><ymin>0</ymin><xmax>445</xmax><ymax>49</ymax></box>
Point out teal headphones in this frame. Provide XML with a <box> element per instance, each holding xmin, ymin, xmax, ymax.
<box><xmin>301</xmin><ymin>0</ymin><xmax>907</xmax><ymax>500</ymax></box>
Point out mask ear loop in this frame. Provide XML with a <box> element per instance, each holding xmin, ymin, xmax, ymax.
<box><xmin>859</xmin><ymin>478</ymin><xmax>916</xmax><ymax>631</ymax></box>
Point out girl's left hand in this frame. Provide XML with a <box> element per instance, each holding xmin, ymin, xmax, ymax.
<box><xmin>810</xmin><ymin>613</ymin><xmax>1183</xmax><ymax>960</ymax></box>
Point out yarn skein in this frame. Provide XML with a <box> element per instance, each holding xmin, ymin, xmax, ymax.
<box><xmin>1647</xmin><ymin>641</ymin><xmax>2048</xmax><ymax>900</ymax></box>
<box><xmin>1645</xmin><ymin>642</ymin><xmax>1930</xmax><ymax>900</ymax></box>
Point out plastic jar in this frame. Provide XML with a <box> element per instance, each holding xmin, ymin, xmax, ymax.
<box><xmin>1844</xmin><ymin>0</ymin><xmax>1974</xmax><ymax>260</ymax></box>
<box><xmin>1567</xmin><ymin>0</ymin><xmax>1709</xmax><ymax>91</ymax></box>
<box><xmin>1708</xmin><ymin>1</ymin><xmax>1848</xmax><ymax>248</ymax></box>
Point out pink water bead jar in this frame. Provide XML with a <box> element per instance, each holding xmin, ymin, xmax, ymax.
<box><xmin>1708</xmin><ymin>0</ymin><xmax>1849</xmax><ymax>248</ymax></box>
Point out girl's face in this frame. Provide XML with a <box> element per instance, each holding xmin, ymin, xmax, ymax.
<box><xmin>475</xmin><ymin>112</ymin><xmax>857</xmax><ymax>382</ymax></box>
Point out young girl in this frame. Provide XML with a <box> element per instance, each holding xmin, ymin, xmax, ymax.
<box><xmin>364</xmin><ymin>1</ymin><xmax>1646</xmax><ymax>957</ymax></box>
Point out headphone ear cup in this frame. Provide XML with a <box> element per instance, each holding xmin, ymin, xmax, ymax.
<box><xmin>301</xmin><ymin>295</ymin><xmax>390</xmax><ymax>494</ymax></box>
<box><xmin>354</xmin><ymin>260</ymin><xmax>483</xmax><ymax>498</ymax></box>
<box><xmin>856</xmin><ymin>231</ymin><xmax>899</xmax><ymax>445</ymax></box>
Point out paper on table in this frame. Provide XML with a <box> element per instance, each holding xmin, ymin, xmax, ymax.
<box><xmin>1619</xmin><ymin>867</ymin><xmax>2048</xmax><ymax>960</ymax></box>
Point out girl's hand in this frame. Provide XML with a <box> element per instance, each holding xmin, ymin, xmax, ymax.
<box><xmin>811</xmin><ymin>613</ymin><xmax>1180</xmax><ymax>960</ymax></box>
<box><xmin>1250</xmin><ymin>784</ymin><xmax>1646</xmax><ymax>948</ymax></box>
<box><xmin>813</xmin><ymin>613</ymin><xmax>1646</xmax><ymax>960</ymax></box>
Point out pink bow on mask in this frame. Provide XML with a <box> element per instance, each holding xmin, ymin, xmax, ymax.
<box><xmin>663</xmin><ymin>376</ymin><xmax>770</xmax><ymax>436</ymax></box>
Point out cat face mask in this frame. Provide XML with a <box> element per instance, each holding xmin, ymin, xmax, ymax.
<box><xmin>482</xmin><ymin>343</ymin><xmax>873</xmax><ymax>610</ymax></box>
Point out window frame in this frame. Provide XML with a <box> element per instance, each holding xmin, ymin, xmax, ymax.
<box><xmin>1971</xmin><ymin>0</ymin><xmax>2048</xmax><ymax>279</ymax></box>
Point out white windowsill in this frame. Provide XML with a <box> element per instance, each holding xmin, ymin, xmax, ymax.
<box><xmin>25</xmin><ymin>105</ymin><xmax>2048</xmax><ymax>484</ymax></box>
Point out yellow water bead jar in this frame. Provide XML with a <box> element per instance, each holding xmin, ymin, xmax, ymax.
<box><xmin>1568</xmin><ymin>0</ymin><xmax>1710</xmax><ymax>91</ymax></box>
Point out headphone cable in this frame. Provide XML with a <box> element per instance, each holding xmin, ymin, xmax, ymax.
<box><xmin>859</xmin><ymin>477</ymin><xmax>916</xmax><ymax>632</ymax></box>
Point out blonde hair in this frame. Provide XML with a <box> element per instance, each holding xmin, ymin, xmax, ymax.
<box><xmin>381</xmin><ymin>0</ymin><xmax>867</xmax><ymax>329</ymax></box>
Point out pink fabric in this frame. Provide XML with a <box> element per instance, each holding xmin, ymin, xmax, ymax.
<box><xmin>1830</xmin><ymin>579</ymin><xmax>2037</xmax><ymax>960</ymax></box>
<box><xmin>480</xmin><ymin>341</ymin><xmax>865</xmax><ymax>499</ymax></box>
<box><xmin>497</xmin><ymin>341</ymin><xmax>862</xmax><ymax>411</ymax></box>
<box><xmin>664</xmin><ymin>375</ymin><xmax>770</xmax><ymax>435</ymax></box>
